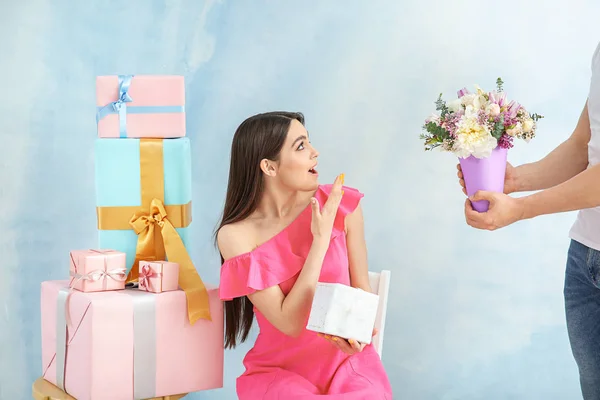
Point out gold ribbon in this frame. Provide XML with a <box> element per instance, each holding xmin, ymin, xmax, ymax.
<box><xmin>97</xmin><ymin>203</ymin><xmax>191</xmax><ymax>230</ymax></box>
<box><xmin>96</xmin><ymin>138</ymin><xmax>211</xmax><ymax>324</ymax></box>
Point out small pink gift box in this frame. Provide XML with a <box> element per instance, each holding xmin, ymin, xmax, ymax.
<box><xmin>96</xmin><ymin>75</ymin><xmax>186</xmax><ymax>138</ymax></box>
<box><xmin>139</xmin><ymin>261</ymin><xmax>179</xmax><ymax>293</ymax></box>
<box><xmin>69</xmin><ymin>249</ymin><xmax>127</xmax><ymax>293</ymax></box>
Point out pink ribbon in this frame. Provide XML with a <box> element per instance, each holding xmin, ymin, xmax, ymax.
<box><xmin>139</xmin><ymin>264</ymin><xmax>162</xmax><ymax>291</ymax></box>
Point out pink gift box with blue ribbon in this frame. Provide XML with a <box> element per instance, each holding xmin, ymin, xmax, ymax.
<box><xmin>96</xmin><ymin>75</ymin><xmax>186</xmax><ymax>138</ymax></box>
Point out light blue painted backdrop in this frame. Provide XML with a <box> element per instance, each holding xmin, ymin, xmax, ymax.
<box><xmin>2</xmin><ymin>1</ymin><xmax>600</xmax><ymax>399</ymax></box>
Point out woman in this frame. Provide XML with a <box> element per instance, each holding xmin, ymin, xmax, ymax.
<box><xmin>215</xmin><ymin>111</ymin><xmax>392</xmax><ymax>399</ymax></box>
<box><xmin>458</xmin><ymin>42</ymin><xmax>600</xmax><ymax>398</ymax></box>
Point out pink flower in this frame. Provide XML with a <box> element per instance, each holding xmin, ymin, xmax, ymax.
<box><xmin>507</xmin><ymin>100</ymin><xmax>521</xmax><ymax>118</ymax></box>
<box><xmin>477</xmin><ymin>110</ymin><xmax>488</xmax><ymax>126</ymax></box>
<box><xmin>500</xmin><ymin>112</ymin><xmax>518</xmax><ymax>128</ymax></box>
<box><xmin>498</xmin><ymin>134</ymin><xmax>514</xmax><ymax>149</ymax></box>
<box><xmin>457</xmin><ymin>88</ymin><xmax>470</xmax><ymax>98</ymax></box>
<box><xmin>489</xmin><ymin>91</ymin><xmax>507</xmax><ymax>106</ymax></box>
<box><xmin>442</xmin><ymin>113</ymin><xmax>462</xmax><ymax>137</ymax></box>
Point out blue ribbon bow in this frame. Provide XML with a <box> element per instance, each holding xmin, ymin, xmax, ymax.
<box><xmin>96</xmin><ymin>75</ymin><xmax>134</xmax><ymax>138</ymax></box>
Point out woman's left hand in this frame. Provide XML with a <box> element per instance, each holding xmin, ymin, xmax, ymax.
<box><xmin>318</xmin><ymin>328</ymin><xmax>378</xmax><ymax>355</ymax></box>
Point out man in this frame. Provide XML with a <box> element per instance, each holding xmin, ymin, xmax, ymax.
<box><xmin>458</xmin><ymin>42</ymin><xmax>600</xmax><ymax>398</ymax></box>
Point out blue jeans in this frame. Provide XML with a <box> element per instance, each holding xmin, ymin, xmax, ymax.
<box><xmin>565</xmin><ymin>239</ymin><xmax>600</xmax><ymax>399</ymax></box>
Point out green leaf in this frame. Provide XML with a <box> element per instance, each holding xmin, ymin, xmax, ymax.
<box><xmin>491</xmin><ymin>114</ymin><xmax>504</xmax><ymax>139</ymax></box>
<box><xmin>496</xmin><ymin>77</ymin><xmax>504</xmax><ymax>92</ymax></box>
<box><xmin>530</xmin><ymin>112</ymin><xmax>544</xmax><ymax>122</ymax></box>
<box><xmin>434</xmin><ymin>94</ymin><xmax>449</xmax><ymax>118</ymax></box>
<box><xmin>420</xmin><ymin>121</ymin><xmax>453</xmax><ymax>151</ymax></box>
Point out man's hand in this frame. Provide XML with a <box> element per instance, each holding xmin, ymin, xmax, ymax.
<box><xmin>465</xmin><ymin>191</ymin><xmax>525</xmax><ymax>230</ymax></box>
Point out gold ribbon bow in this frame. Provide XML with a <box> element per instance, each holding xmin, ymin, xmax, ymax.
<box><xmin>96</xmin><ymin>139</ymin><xmax>211</xmax><ymax>324</ymax></box>
<box><xmin>128</xmin><ymin>198</ymin><xmax>211</xmax><ymax>323</ymax></box>
<box><xmin>129</xmin><ymin>199</ymin><xmax>170</xmax><ymax>264</ymax></box>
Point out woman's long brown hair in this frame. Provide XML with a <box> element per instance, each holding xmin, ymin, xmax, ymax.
<box><xmin>215</xmin><ymin>111</ymin><xmax>305</xmax><ymax>349</ymax></box>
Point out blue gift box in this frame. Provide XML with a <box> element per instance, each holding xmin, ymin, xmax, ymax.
<box><xmin>94</xmin><ymin>138</ymin><xmax>192</xmax><ymax>273</ymax></box>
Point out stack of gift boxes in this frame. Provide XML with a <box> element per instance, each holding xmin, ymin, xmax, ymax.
<box><xmin>39</xmin><ymin>75</ymin><xmax>224</xmax><ymax>400</ymax></box>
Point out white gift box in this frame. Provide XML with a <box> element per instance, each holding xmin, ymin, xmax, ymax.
<box><xmin>306</xmin><ymin>282</ymin><xmax>379</xmax><ymax>344</ymax></box>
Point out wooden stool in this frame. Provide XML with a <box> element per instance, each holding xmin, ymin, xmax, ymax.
<box><xmin>32</xmin><ymin>378</ymin><xmax>187</xmax><ymax>400</ymax></box>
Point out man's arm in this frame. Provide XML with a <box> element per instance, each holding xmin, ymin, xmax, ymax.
<box><xmin>520</xmin><ymin>161</ymin><xmax>600</xmax><ymax>219</ymax></box>
<box><xmin>514</xmin><ymin>101</ymin><xmax>590</xmax><ymax>192</ymax></box>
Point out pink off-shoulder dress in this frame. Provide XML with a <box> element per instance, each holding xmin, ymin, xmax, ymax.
<box><xmin>219</xmin><ymin>184</ymin><xmax>393</xmax><ymax>399</ymax></box>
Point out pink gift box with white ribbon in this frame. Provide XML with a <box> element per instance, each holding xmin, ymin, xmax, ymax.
<box><xmin>139</xmin><ymin>261</ymin><xmax>179</xmax><ymax>293</ymax></box>
<box><xmin>68</xmin><ymin>249</ymin><xmax>127</xmax><ymax>293</ymax></box>
<box><xmin>41</xmin><ymin>280</ymin><xmax>224</xmax><ymax>399</ymax></box>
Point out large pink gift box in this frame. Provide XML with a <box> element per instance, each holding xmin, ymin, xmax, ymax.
<box><xmin>96</xmin><ymin>75</ymin><xmax>186</xmax><ymax>138</ymax></box>
<box><xmin>69</xmin><ymin>249</ymin><xmax>127</xmax><ymax>293</ymax></box>
<box><xmin>41</xmin><ymin>280</ymin><xmax>224</xmax><ymax>400</ymax></box>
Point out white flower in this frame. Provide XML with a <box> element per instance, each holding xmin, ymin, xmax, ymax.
<box><xmin>465</xmin><ymin>93</ymin><xmax>488</xmax><ymax>110</ymax></box>
<box><xmin>474</xmin><ymin>84</ymin><xmax>486</xmax><ymax>95</ymax></box>
<box><xmin>485</xmin><ymin>103</ymin><xmax>501</xmax><ymax>117</ymax></box>
<box><xmin>461</xmin><ymin>93</ymin><xmax>477</xmax><ymax>107</ymax></box>
<box><xmin>464</xmin><ymin>104</ymin><xmax>477</xmax><ymax>117</ymax></box>
<box><xmin>453</xmin><ymin>115</ymin><xmax>498</xmax><ymax>159</ymax></box>
<box><xmin>468</xmin><ymin>85</ymin><xmax>488</xmax><ymax>109</ymax></box>
<box><xmin>522</xmin><ymin>118</ymin><xmax>534</xmax><ymax>132</ymax></box>
<box><xmin>447</xmin><ymin>98</ymin><xmax>462</xmax><ymax>113</ymax></box>
<box><xmin>506</xmin><ymin>122</ymin><xmax>522</xmax><ymax>137</ymax></box>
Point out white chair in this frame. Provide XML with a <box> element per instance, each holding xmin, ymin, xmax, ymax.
<box><xmin>368</xmin><ymin>270</ymin><xmax>391</xmax><ymax>359</ymax></box>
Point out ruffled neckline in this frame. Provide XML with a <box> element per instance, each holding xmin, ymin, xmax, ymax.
<box><xmin>218</xmin><ymin>184</ymin><xmax>364</xmax><ymax>300</ymax></box>
<box><xmin>221</xmin><ymin>186</ymin><xmax>330</xmax><ymax>264</ymax></box>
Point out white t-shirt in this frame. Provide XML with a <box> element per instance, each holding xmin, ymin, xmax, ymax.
<box><xmin>569</xmin><ymin>41</ymin><xmax>600</xmax><ymax>250</ymax></box>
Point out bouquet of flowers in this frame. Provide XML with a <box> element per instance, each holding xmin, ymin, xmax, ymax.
<box><xmin>419</xmin><ymin>78</ymin><xmax>543</xmax><ymax>211</ymax></box>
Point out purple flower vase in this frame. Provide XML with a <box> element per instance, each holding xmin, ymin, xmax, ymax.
<box><xmin>458</xmin><ymin>146</ymin><xmax>507</xmax><ymax>212</ymax></box>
